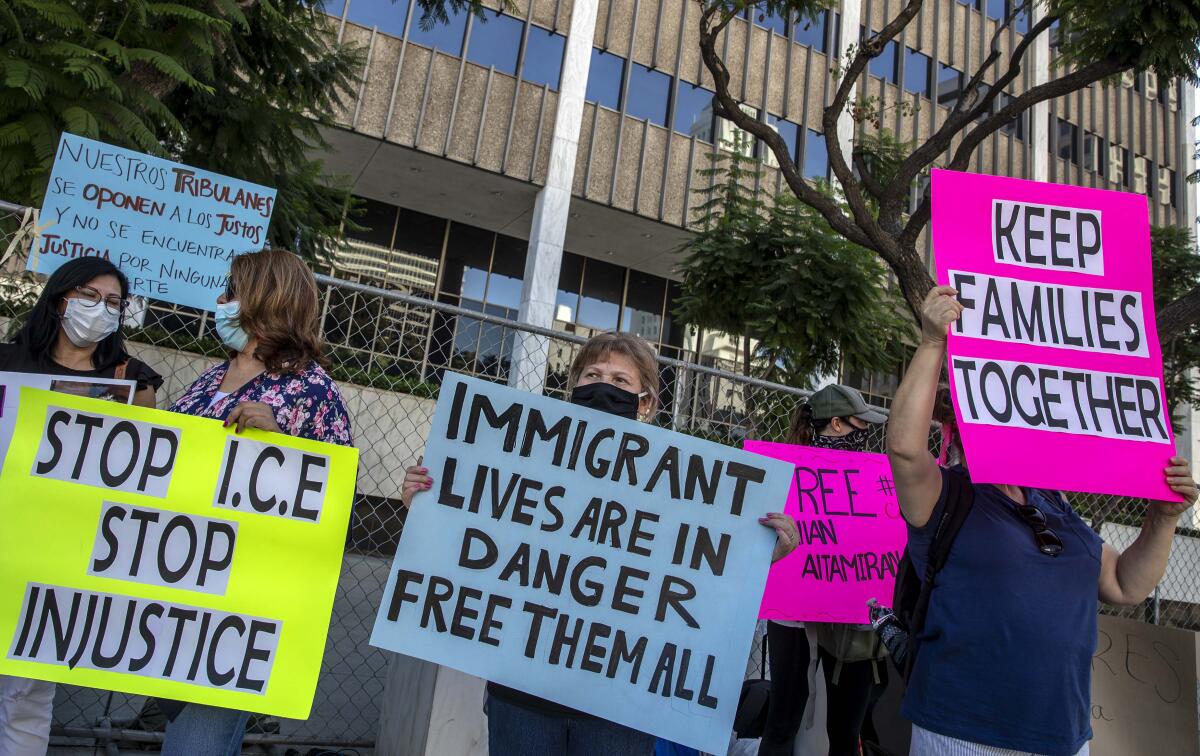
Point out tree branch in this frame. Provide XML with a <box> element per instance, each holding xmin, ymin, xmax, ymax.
<box><xmin>1159</xmin><ymin>286</ymin><xmax>1200</xmax><ymax>342</ymax></box>
<box><xmin>853</xmin><ymin>148</ymin><xmax>887</xmax><ymax>200</ymax></box>
<box><xmin>697</xmin><ymin>2</ymin><xmax>876</xmax><ymax>251</ymax></box>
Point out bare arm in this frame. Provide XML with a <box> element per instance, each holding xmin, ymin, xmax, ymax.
<box><xmin>1098</xmin><ymin>457</ymin><xmax>1197</xmax><ymax>605</ymax></box>
<box><xmin>888</xmin><ymin>287</ymin><xmax>962</xmax><ymax>528</ymax></box>
<box><xmin>132</xmin><ymin>387</ymin><xmax>157</xmax><ymax>408</ymax></box>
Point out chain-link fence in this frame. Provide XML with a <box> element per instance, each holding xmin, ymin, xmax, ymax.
<box><xmin>0</xmin><ymin>199</ymin><xmax>1197</xmax><ymax>751</ymax></box>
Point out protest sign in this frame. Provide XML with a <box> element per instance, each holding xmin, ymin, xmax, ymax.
<box><xmin>0</xmin><ymin>388</ymin><xmax>358</xmax><ymax>717</ymax></box>
<box><xmin>0</xmin><ymin>371</ymin><xmax>135</xmax><ymax>469</ymax></box>
<box><xmin>931</xmin><ymin>169</ymin><xmax>1175</xmax><ymax>499</ymax></box>
<box><xmin>27</xmin><ymin>133</ymin><xmax>276</xmax><ymax>311</ymax></box>
<box><xmin>1091</xmin><ymin>614</ymin><xmax>1199</xmax><ymax>756</ymax></box>
<box><xmin>369</xmin><ymin>374</ymin><xmax>793</xmax><ymax>753</ymax></box>
<box><xmin>744</xmin><ymin>442</ymin><xmax>906</xmax><ymax>624</ymax></box>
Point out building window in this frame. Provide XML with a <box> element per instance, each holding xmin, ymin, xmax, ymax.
<box><xmin>622</xmin><ymin>270</ymin><xmax>667</xmax><ymax>342</ymax></box>
<box><xmin>1160</xmin><ymin>168</ymin><xmax>1175</xmax><ymax>207</ymax></box>
<box><xmin>1015</xmin><ymin>5</ymin><xmax>1031</xmax><ymax>33</ymax></box>
<box><xmin>1082</xmin><ymin>132</ymin><xmax>1105</xmax><ymax>174</ymax></box>
<box><xmin>344</xmin><ymin>0</ymin><xmax>409</xmax><ymax>37</ymax></box>
<box><xmin>746</xmin><ymin>7</ymin><xmax>787</xmax><ymax>36</ymax></box>
<box><xmin>867</xmin><ymin>37</ymin><xmax>899</xmax><ymax>84</ymax></box>
<box><xmin>585</xmin><ymin>48</ymin><xmax>624</xmax><ymax>110</ymax></box>
<box><xmin>984</xmin><ymin>0</ymin><xmax>1005</xmax><ymax>21</ymax></box>
<box><xmin>522</xmin><ymin>27</ymin><xmax>566</xmax><ymax>90</ymax></box>
<box><xmin>994</xmin><ymin>92</ymin><xmax>1024</xmax><ymax>140</ymax></box>
<box><xmin>937</xmin><ymin>64</ymin><xmax>963</xmax><ymax>107</ymax></box>
<box><xmin>578</xmin><ymin>257</ymin><xmax>625</xmax><ymax>331</ymax></box>
<box><xmin>763</xmin><ymin>114</ymin><xmax>800</xmax><ymax>167</ymax></box>
<box><xmin>626</xmin><ymin>62</ymin><xmax>670</xmax><ymax>126</ymax></box>
<box><xmin>466</xmin><ymin>11</ymin><xmax>523</xmax><ymax>75</ymax></box>
<box><xmin>793</xmin><ymin>10</ymin><xmax>829</xmax><ymax>52</ymax></box>
<box><xmin>903</xmin><ymin>48</ymin><xmax>932</xmax><ymax>98</ymax></box>
<box><xmin>1109</xmin><ymin>143</ymin><xmax>1130</xmax><ymax>187</ymax></box>
<box><xmin>407</xmin><ymin>6</ymin><xmax>467</xmax><ymax>55</ymax></box>
<box><xmin>954</xmin><ymin>0</ymin><xmax>980</xmax><ymax>8</ymax></box>
<box><xmin>674</xmin><ymin>80</ymin><xmax>715</xmax><ymax>139</ymax></box>
<box><xmin>1056</xmin><ymin>118</ymin><xmax>1078</xmax><ymax>164</ymax></box>
<box><xmin>803</xmin><ymin>129</ymin><xmax>829</xmax><ymax>181</ymax></box>
<box><xmin>1133</xmin><ymin>155</ymin><xmax>1150</xmax><ymax>195</ymax></box>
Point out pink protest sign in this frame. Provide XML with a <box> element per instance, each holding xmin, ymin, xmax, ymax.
<box><xmin>744</xmin><ymin>441</ymin><xmax>907</xmax><ymax>624</ymax></box>
<box><xmin>931</xmin><ymin>169</ymin><xmax>1176</xmax><ymax>500</ymax></box>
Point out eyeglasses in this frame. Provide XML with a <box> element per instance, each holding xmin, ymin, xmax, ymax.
<box><xmin>1016</xmin><ymin>504</ymin><xmax>1064</xmax><ymax>557</ymax></box>
<box><xmin>72</xmin><ymin>286</ymin><xmax>127</xmax><ymax>316</ymax></box>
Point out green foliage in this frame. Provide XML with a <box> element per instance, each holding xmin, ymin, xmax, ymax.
<box><xmin>675</xmin><ymin>135</ymin><xmax>912</xmax><ymax>386</ymax></box>
<box><xmin>1151</xmin><ymin>225</ymin><xmax>1200</xmax><ymax>414</ymax></box>
<box><xmin>1051</xmin><ymin>0</ymin><xmax>1200</xmax><ymax>84</ymax></box>
<box><xmin>0</xmin><ymin>0</ymin><xmax>361</xmax><ymax>260</ymax></box>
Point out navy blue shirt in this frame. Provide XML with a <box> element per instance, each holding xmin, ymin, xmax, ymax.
<box><xmin>902</xmin><ymin>468</ymin><xmax>1103</xmax><ymax>755</ymax></box>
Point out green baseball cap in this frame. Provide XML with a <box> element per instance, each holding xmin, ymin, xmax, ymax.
<box><xmin>808</xmin><ymin>384</ymin><xmax>887</xmax><ymax>425</ymax></box>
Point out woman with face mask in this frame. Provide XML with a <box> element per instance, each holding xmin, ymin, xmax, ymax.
<box><xmin>401</xmin><ymin>332</ymin><xmax>799</xmax><ymax>754</ymax></box>
<box><xmin>157</xmin><ymin>248</ymin><xmax>353</xmax><ymax>756</ymax></box>
<box><xmin>0</xmin><ymin>257</ymin><xmax>160</xmax><ymax>756</ymax></box>
<box><xmin>758</xmin><ymin>385</ymin><xmax>887</xmax><ymax>756</ymax></box>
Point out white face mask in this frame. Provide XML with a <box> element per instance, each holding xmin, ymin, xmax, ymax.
<box><xmin>61</xmin><ymin>298</ymin><xmax>120</xmax><ymax>347</ymax></box>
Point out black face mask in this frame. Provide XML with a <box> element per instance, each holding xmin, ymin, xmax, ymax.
<box><xmin>812</xmin><ymin>426</ymin><xmax>871</xmax><ymax>452</ymax></box>
<box><xmin>570</xmin><ymin>382</ymin><xmax>642</xmax><ymax>420</ymax></box>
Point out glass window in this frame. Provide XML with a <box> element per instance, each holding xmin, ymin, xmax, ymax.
<box><xmin>345</xmin><ymin>0</ymin><xmax>409</xmax><ymax>37</ymax></box>
<box><xmin>346</xmin><ymin>197</ymin><xmax>398</xmax><ymax>248</ymax></box>
<box><xmin>1056</xmin><ymin>118</ymin><xmax>1078</xmax><ymax>163</ymax></box>
<box><xmin>985</xmin><ymin>0</ymin><xmax>1006</xmax><ymax>21</ymax></box>
<box><xmin>1082</xmin><ymin>132</ymin><xmax>1105</xmax><ymax>173</ymax></box>
<box><xmin>466</xmin><ymin>11</ymin><xmax>523</xmax><ymax>75</ymax></box>
<box><xmin>1109</xmin><ymin>143</ymin><xmax>1130</xmax><ymax>187</ymax></box>
<box><xmin>868</xmin><ymin>38</ymin><xmax>899</xmax><ymax>84</ymax></box>
<box><xmin>995</xmin><ymin>92</ymin><xmax>1024</xmax><ymax>139</ymax></box>
<box><xmin>793</xmin><ymin>10</ymin><xmax>828</xmax><ymax>52</ymax></box>
<box><xmin>523</xmin><ymin>26</ymin><xmax>565</xmax><ymax>90</ymax></box>
<box><xmin>904</xmin><ymin>48</ymin><xmax>931</xmax><ymax>98</ymax></box>
<box><xmin>955</xmin><ymin>0</ymin><xmax>980</xmax><ymax>7</ymax></box>
<box><xmin>324</xmin><ymin>0</ymin><xmax>347</xmax><ymax>17</ymax></box>
<box><xmin>937</xmin><ymin>64</ymin><xmax>963</xmax><ymax>107</ymax></box>
<box><xmin>1166</xmin><ymin>168</ymin><xmax>1178</xmax><ymax>208</ymax></box>
<box><xmin>578</xmin><ymin>258</ymin><xmax>624</xmax><ymax>330</ymax></box>
<box><xmin>622</xmin><ymin>270</ymin><xmax>666</xmax><ymax>342</ymax></box>
<box><xmin>674</xmin><ymin>80</ymin><xmax>715</xmax><ymax>138</ymax></box>
<box><xmin>408</xmin><ymin>7</ymin><xmax>467</xmax><ymax>55</ymax></box>
<box><xmin>803</xmin><ymin>129</ymin><xmax>829</xmax><ymax>181</ymax></box>
<box><xmin>555</xmin><ymin>252</ymin><xmax>584</xmax><ymax>323</ymax></box>
<box><xmin>763</xmin><ymin>114</ymin><xmax>799</xmax><ymax>167</ymax></box>
<box><xmin>585</xmin><ymin>48</ymin><xmax>624</xmax><ymax>110</ymax></box>
<box><xmin>1015</xmin><ymin>5</ymin><xmax>1030</xmax><ymax>33</ymax></box>
<box><xmin>746</xmin><ymin>7</ymin><xmax>787</xmax><ymax>35</ymax></box>
<box><xmin>626</xmin><ymin>63</ymin><xmax>670</xmax><ymax>126</ymax></box>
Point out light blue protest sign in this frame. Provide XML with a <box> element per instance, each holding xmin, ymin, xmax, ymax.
<box><xmin>370</xmin><ymin>373</ymin><xmax>793</xmax><ymax>753</ymax></box>
<box><xmin>27</xmin><ymin>133</ymin><xmax>276</xmax><ymax>311</ymax></box>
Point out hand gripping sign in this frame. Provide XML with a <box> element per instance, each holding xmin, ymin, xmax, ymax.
<box><xmin>931</xmin><ymin>169</ymin><xmax>1176</xmax><ymax>500</ymax></box>
<box><xmin>369</xmin><ymin>374</ymin><xmax>793</xmax><ymax>753</ymax></box>
<box><xmin>0</xmin><ymin>389</ymin><xmax>358</xmax><ymax>718</ymax></box>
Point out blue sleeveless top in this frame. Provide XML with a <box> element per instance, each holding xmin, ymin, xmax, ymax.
<box><xmin>902</xmin><ymin>467</ymin><xmax>1103</xmax><ymax>756</ymax></box>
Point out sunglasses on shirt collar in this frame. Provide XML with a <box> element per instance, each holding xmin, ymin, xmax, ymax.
<box><xmin>1015</xmin><ymin>503</ymin><xmax>1065</xmax><ymax>557</ymax></box>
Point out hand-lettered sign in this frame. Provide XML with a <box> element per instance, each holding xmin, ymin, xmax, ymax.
<box><xmin>1091</xmin><ymin>614</ymin><xmax>1199</xmax><ymax>756</ymax></box>
<box><xmin>931</xmin><ymin>169</ymin><xmax>1175</xmax><ymax>500</ymax></box>
<box><xmin>369</xmin><ymin>374</ymin><xmax>793</xmax><ymax>753</ymax></box>
<box><xmin>744</xmin><ymin>442</ymin><xmax>906</xmax><ymax>624</ymax></box>
<box><xmin>0</xmin><ymin>389</ymin><xmax>358</xmax><ymax>717</ymax></box>
<box><xmin>27</xmin><ymin>133</ymin><xmax>276</xmax><ymax>311</ymax></box>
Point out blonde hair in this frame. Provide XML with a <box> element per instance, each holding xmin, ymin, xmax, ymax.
<box><xmin>568</xmin><ymin>332</ymin><xmax>661</xmax><ymax>415</ymax></box>
<box><xmin>229</xmin><ymin>248</ymin><xmax>327</xmax><ymax>373</ymax></box>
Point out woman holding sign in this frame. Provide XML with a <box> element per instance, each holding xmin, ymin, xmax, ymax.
<box><xmin>0</xmin><ymin>256</ymin><xmax>160</xmax><ymax>756</ymax></box>
<box><xmin>158</xmin><ymin>248</ymin><xmax>353</xmax><ymax>756</ymax></box>
<box><xmin>758</xmin><ymin>385</ymin><xmax>888</xmax><ymax>756</ymax></box>
<box><xmin>888</xmin><ymin>286</ymin><xmax>1197</xmax><ymax>756</ymax></box>
<box><xmin>401</xmin><ymin>332</ymin><xmax>800</xmax><ymax>755</ymax></box>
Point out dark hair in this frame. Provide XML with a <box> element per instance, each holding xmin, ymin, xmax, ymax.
<box><xmin>12</xmin><ymin>257</ymin><xmax>130</xmax><ymax>369</ymax></box>
<box><xmin>787</xmin><ymin>402</ymin><xmax>835</xmax><ymax>446</ymax></box>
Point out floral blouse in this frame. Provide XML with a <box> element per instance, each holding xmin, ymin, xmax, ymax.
<box><xmin>170</xmin><ymin>360</ymin><xmax>354</xmax><ymax>446</ymax></box>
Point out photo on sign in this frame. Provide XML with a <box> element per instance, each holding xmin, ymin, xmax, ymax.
<box><xmin>49</xmin><ymin>378</ymin><xmax>132</xmax><ymax>404</ymax></box>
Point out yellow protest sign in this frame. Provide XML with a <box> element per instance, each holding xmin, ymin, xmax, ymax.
<box><xmin>0</xmin><ymin>387</ymin><xmax>358</xmax><ymax>718</ymax></box>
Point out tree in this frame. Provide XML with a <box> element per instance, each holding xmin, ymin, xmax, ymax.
<box><xmin>0</xmin><ymin>0</ymin><xmax>361</xmax><ymax>260</ymax></box>
<box><xmin>675</xmin><ymin>134</ymin><xmax>911</xmax><ymax>386</ymax></box>
<box><xmin>1152</xmin><ymin>225</ymin><xmax>1200</xmax><ymax>414</ymax></box>
<box><xmin>698</xmin><ymin>0</ymin><xmax>1200</xmax><ymax>343</ymax></box>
